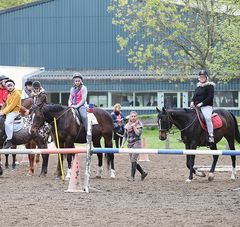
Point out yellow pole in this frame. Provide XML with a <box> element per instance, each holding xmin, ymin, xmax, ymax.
<box><xmin>54</xmin><ymin>117</ymin><xmax>64</xmax><ymax>181</ymax></box>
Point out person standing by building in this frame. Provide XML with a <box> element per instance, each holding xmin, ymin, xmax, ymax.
<box><xmin>121</xmin><ymin>111</ymin><xmax>148</xmax><ymax>181</ymax></box>
<box><xmin>21</xmin><ymin>80</ymin><xmax>33</xmax><ymax>100</ymax></box>
<box><xmin>69</xmin><ymin>72</ymin><xmax>88</xmax><ymax>133</ymax></box>
<box><xmin>0</xmin><ymin>75</ymin><xmax>9</xmax><ymax>110</ymax></box>
<box><xmin>32</xmin><ymin>81</ymin><xmax>47</xmax><ymax>107</ymax></box>
<box><xmin>111</xmin><ymin>103</ymin><xmax>125</xmax><ymax>148</ymax></box>
<box><xmin>0</xmin><ymin>79</ymin><xmax>21</xmax><ymax>149</ymax></box>
<box><xmin>190</xmin><ymin>70</ymin><xmax>215</xmax><ymax>145</ymax></box>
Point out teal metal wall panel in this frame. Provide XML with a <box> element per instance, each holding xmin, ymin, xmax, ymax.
<box><xmin>0</xmin><ymin>0</ymin><xmax>132</xmax><ymax>70</ymax></box>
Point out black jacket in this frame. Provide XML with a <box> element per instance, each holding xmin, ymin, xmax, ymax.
<box><xmin>192</xmin><ymin>82</ymin><xmax>215</xmax><ymax>106</ymax></box>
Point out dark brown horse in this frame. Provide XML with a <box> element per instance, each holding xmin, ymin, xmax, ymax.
<box><xmin>156</xmin><ymin>107</ymin><xmax>240</xmax><ymax>182</ymax></box>
<box><xmin>30</xmin><ymin>103</ymin><xmax>115</xmax><ymax>179</ymax></box>
<box><xmin>0</xmin><ymin>97</ymin><xmax>50</xmax><ymax>176</ymax></box>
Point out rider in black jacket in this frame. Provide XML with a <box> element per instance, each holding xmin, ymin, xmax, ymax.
<box><xmin>190</xmin><ymin>70</ymin><xmax>215</xmax><ymax>144</ymax></box>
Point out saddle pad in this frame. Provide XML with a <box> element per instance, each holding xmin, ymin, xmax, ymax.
<box><xmin>87</xmin><ymin>112</ymin><xmax>98</xmax><ymax>125</ymax></box>
<box><xmin>200</xmin><ymin>113</ymin><xmax>223</xmax><ymax>130</ymax></box>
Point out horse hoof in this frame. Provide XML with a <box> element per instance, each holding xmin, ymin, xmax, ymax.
<box><xmin>0</xmin><ymin>168</ymin><xmax>3</xmax><ymax>175</ymax></box>
<box><xmin>185</xmin><ymin>178</ymin><xmax>192</xmax><ymax>183</ymax></box>
<box><xmin>96</xmin><ymin>175</ymin><xmax>102</xmax><ymax>179</ymax></box>
<box><xmin>12</xmin><ymin>164</ymin><xmax>16</xmax><ymax>170</ymax></box>
<box><xmin>208</xmin><ymin>173</ymin><xmax>214</xmax><ymax>181</ymax></box>
<box><xmin>65</xmin><ymin>168</ymin><xmax>71</xmax><ymax>180</ymax></box>
<box><xmin>195</xmin><ymin>170</ymin><xmax>206</xmax><ymax>177</ymax></box>
<box><xmin>231</xmin><ymin>174</ymin><xmax>236</xmax><ymax>181</ymax></box>
<box><xmin>110</xmin><ymin>169</ymin><xmax>115</xmax><ymax>179</ymax></box>
<box><xmin>5</xmin><ymin>164</ymin><xmax>9</xmax><ymax>169</ymax></box>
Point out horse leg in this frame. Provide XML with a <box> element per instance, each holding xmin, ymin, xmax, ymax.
<box><xmin>5</xmin><ymin>154</ymin><xmax>9</xmax><ymax>169</ymax></box>
<box><xmin>185</xmin><ymin>155</ymin><xmax>196</xmax><ymax>182</ymax></box>
<box><xmin>208</xmin><ymin>143</ymin><xmax>218</xmax><ymax>181</ymax></box>
<box><xmin>96</xmin><ymin>153</ymin><xmax>103</xmax><ymax>178</ymax></box>
<box><xmin>28</xmin><ymin>155</ymin><xmax>35</xmax><ymax>175</ymax></box>
<box><xmin>105</xmin><ymin>137</ymin><xmax>115</xmax><ymax>179</ymax></box>
<box><xmin>65</xmin><ymin>154</ymin><xmax>74</xmax><ymax>180</ymax></box>
<box><xmin>0</xmin><ymin>155</ymin><xmax>3</xmax><ymax>175</ymax></box>
<box><xmin>227</xmin><ymin>138</ymin><xmax>237</xmax><ymax>180</ymax></box>
<box><xmin>38</xmin><ymin>143</ymin><xmax>49</xmax><ymax>177</ymax></box>
<box><xmin>12</xmin><ymin>154</ymin><xmax>16</xmax><ymax>169</ymax></box>
<box><xmin>36</xmin><ymin>154</ymin><xmax>40</xmax><ymax>163</ymax></box>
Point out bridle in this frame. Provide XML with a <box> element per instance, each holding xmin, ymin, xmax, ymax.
<box><xmin>158</xmin><ymin>110</ymin><xmax>198</xmax><ymax>134</ymax></box>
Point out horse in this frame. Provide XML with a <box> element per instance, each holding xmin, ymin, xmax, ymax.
<box><xmin>156</xmin><ymin>107</ymin><xmax>240</xmax><ymax>182</ymax></box>
<box><xmin>2</xmin><ymin>97</ymin><xmax>41</xmax><ymax>175</ymax></box>
<box><xmin>30</xmin><ymin>103</ymin><xmax>115</xmax><ymax>179</ymax></box>
<box><xmin>0</xmin><ymin>109</ymin><xmax>50</xmax><ymax>176</ymax></box>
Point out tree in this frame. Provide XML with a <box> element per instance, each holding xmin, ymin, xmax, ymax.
<box><xmin>0</xmin><ymin>0</ymin><xmax>35</xmax><ymax>10</ymax></box>
<box><xmin>108</xmin><ymin>0</ymin><xmax>240</xmax><ymax>80</ymax></box>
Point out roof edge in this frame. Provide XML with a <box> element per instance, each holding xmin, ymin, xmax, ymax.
<box><xmin>0</xmin><ymin>0</ymin><xmax>55</xmax><ymax>15</ymax></box>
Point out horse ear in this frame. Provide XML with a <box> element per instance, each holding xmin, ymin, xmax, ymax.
<box><xmin>156</xmin><ymin>107</ymin><xmax>161</xmax><ymax>113</ymax></box>
<box><xmin>162</xmin><ymin>107</ymin><xmax>166</xmax><ymax>113</ymax></box>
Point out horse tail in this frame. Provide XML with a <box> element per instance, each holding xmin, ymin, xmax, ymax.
<box><xmin>230</xmin><ymin>112</ymin><xmax>240</xmax><ymax>143</ymax></box>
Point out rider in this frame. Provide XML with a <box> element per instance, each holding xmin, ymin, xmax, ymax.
<box><xmin>69</xmin><ymin>72</ymin><xmax>88</xmax><ymax>133</ymax></box>
<box><xmin>190</xmin><ymin>70</ymin><xmax>215</xmax><ymax>144</ymax></box>
<box><xmin>32</xmin><ymin>81</ymin><xmax>47</xmax><ymax>107</ymax></box>
<box><xmin>21</xmin><ymin>80</ymin><xmax>33</xmax><ymax>100</ymax></box>
<box><xmin>0</xmin><ymin>79</ymin><xmax>21</xmax><ymax>149</ymax></box>
<box><xmin>0</xmin><ymin>75</ymin><xmax>9</xmax><ymax>110</ymax></box>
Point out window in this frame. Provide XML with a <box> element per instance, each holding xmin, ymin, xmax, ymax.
<box><xmin>49</xmin><ymin>93</ymin><xmax>59</xmax><ymax>104</ymax></box>
<box><xmin>112</xmin><ymin>93</ymin><xmax>133</xmax><ymax>106</ymax></box>
<box><xmin>61</xmin><ymin>93</ymin><xmax>70</xmax><ymax>105</ymax></box>
<box><xmin>89</xmin><ymin>92</ymin><xmax>108</xmax><ymax>107</ymax></box>
<box><xmin>135</xmin><ymin>93</ymin><xmax>157</xmax><ymax>106</ymax></box>
<box><xmin>164</xmin><ymin>93</ymin><xmax>177</xmax><ymax>108</ymax></box>
<box><xmin>214</xmin><ymin>91</ymin><xmax>238</xmax><ymax>107</ymax></box>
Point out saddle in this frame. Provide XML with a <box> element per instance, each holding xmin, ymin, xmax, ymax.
<box><xmin>195</xmin><ymin>109</ymin><xmax>223</xmax><ymax>130</ymax></box>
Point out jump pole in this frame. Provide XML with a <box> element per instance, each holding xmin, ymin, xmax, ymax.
<box><xmin>0</xmin><ymin>148</ymin><xmax>86</xmax><ymax>155</ymax></box>
<box><xmin>92</xmin><ymin>148</ymin><xmax>240</xmax><ymax>156</ymax></box>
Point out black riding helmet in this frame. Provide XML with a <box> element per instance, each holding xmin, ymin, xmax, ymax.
<box><xmin>198</xmin><ymin>70</ymin><xmax>208</xmax><ymax>77</ymax></box>
<box><xmin>32</xmin><ymin>81</ymin><xmax>41</xmax><ymax>89</ymax></box>
<box><xmin>25</xmin><ymin>80</ymin><xmax>33</xmax><ymax>86</ymax></box>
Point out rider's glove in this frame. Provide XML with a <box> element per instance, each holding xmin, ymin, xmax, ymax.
<box><xmin>190</xmin><ymin>102</ymin><xmax>195</xmax><ymax>109</ymax></box>
<box><xmin>196</xmin><ymin>102</ymin><xmax>203</xmax><ymax>107</ymax></box>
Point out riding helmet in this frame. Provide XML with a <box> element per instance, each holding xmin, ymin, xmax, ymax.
<box><xmin>32</xmin><ymin>81</ymin><xmax>41</xmax><ymax>89</ymax></box>
<box><xmin>0</xmin><ymin>75</ymin><xmax>9</xmax><ymax>82</ymax></box>
<box><xmin>198</xmin><ymin>70</ymin><xmax>208</xmax><ymax>77</ymax></box>
<box><xmin>25</xmin><ymin>80</ymin><xmax>33</xmax><ymax>86</ymax></box>
<box><xmin>72</xmin><ymin>72</ymin><xmax>83</xmax><ymax>81</ymax></box>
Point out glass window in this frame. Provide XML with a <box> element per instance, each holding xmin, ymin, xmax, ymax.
<box><xmin>49</xmin><ymin>93</ymin><xmax>59</xmax><ymax>104</ymax></box>
<box><xmin>112</xmin><ymin>93</ymin><xmax>133</xmax><ymax>106</ymax></box>
<box><xmin>214</xmin><ymin>91</ymin><xmax>238</xmax><ymax>107</ymax></box>
<box><xmin>135</xmin><ymin>93</ymin><xmax>158</xmax><ymax>106</ymax></box>
<box><xmin>89</xmin><ymin>92</ymin><xmax>108</xmax><ymax>107</ymax></box>
<box><xmin>164</xmin><ymin>93</ymin><xmax>177</xmax><ymax>108</ymax></box>
<box><xmin>61</xmin><ymin>93</ymin><xmax>70</xmax><ymax>105</ymax></box>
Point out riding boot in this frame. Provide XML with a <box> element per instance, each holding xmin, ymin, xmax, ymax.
<box><xmin>130</xmin><ymin>162</ymin><xmax>137</xmax><ymax>181</ymax></box>
<box><xmin>137</xmin><ymin>164</ymin><xmax>148</xmax><ymax>181</ymax></box>
<box><xmin>3</xmin><ymin>139</ymin><xmax>13</xmax><ymax>149</ymax></box>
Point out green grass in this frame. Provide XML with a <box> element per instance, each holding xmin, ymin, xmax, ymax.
<box><xmin>142</xmin><ymin>127</ymin><xmax>240</xmax><ymax>150</ymax></box>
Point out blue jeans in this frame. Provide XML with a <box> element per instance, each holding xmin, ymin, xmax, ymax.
<box><xmin>77</xmin><ymin>106</ymin><xmax>88</xmax><ymax>132</ymax></box>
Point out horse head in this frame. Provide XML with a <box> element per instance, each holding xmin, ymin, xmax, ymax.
<box><xmin>30</xmin><ymin>105</ymin><xmax>46</xmax><ymax>136</ymax></box>
<box><xmin>156</xmin><ymin>107</ymin><xmax>173</xmax><ymax>141</ymax></box>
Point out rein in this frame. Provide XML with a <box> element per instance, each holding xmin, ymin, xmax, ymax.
<box><xmin>49</xmin><ymin>107</ymin><xmax>73</xmax><ymax>124</ymax></box>
<box><xmin>165</xmin><ymin>110</ymin><xmax>198</xmax><ymax>134</ymax></box>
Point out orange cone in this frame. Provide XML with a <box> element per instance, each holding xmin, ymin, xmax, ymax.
<box><xmin>65</xmin><ymin>154</ymin><xmax>83</xmax><ymax>193</ymax></box>
<box><xmin>138</xmin><ymin>138</ymin><xmax>150</xmax><ymax>162</ymax></box>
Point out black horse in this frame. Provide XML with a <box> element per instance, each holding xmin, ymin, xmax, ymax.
<box><xmin>30</xmin><ymin>104</ymin><xmax>115</xmax><ymax>179</ymax></box>
<box><xmin>156</xmin><ymin>107</ymin><xmax>240</xmax><ymax>182</ymax></box>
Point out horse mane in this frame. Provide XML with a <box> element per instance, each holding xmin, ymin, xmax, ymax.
<box><xmin>43</xmin><ymin>103</ymin><xmax>67</xmax><ymax>114</ymax></box>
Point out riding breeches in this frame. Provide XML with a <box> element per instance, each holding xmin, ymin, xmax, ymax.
<box><xmin>77</xmin><ymin>106</ymin><xmax>88</xmax><ymax>132</ymax></box>
<box><xmin>201</xmin><ymin>105</ymin><xmax>213</xmax><ymax>136</ymax></box>
<box><xmin>5</xmin><ymin>112</ymin><xmax>19</xmax><ymax>140</ymax></box>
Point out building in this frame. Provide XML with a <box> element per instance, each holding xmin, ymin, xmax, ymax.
<box><xmin>0</xmin><ymin>0</ymin><xmax>239</xmax><ymax>115</ymax></box>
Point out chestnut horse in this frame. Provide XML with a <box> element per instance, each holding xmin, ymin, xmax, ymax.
<box><xmin>30</xmin><ymin>103</ymin><xmax>115</xmax><ymax>179</ymax></box>
<box><xmin>156</xmin><ymin>107</ymin><xmax>240</xmax><ymax>182</ymax></box>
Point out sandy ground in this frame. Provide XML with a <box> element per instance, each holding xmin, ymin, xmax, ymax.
<box><xmin>0</xmin><ymin>147</ymin><xmax>240</xmax><ymax>227</ymax></box>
